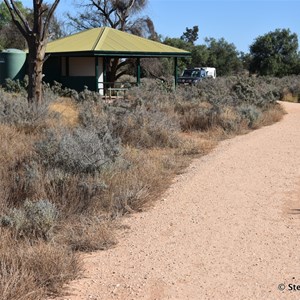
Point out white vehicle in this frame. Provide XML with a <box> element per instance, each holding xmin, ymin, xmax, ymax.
<box><xmin>197</xmin><ymin>67</ymin><xmax>216</xmax><ymax>79</ymax></box>
<box><xmin>178</xmin><ymin>67</ymin><xmax>216</xmax><ymax>85</ymax></box>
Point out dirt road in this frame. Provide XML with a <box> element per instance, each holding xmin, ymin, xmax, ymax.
<box><xmin>58</xmin><ymin>102</ymin><xmax>300</xmax><ymax>300</ymax></box>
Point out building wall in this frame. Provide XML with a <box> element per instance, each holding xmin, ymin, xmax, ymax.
<box><xmin>69</xmin><ymin>57</ymin><xmax>95</xmax><ymax>76</ymax></box>
<box><xmin>97</xmin><ymin>58</ymin><xmax>104</xmax><ymax>95</ymax></box>
<box><xmin>43</xmin><ymin>56</ymin><xmax>104</xmax><ymax>94</ymax></box>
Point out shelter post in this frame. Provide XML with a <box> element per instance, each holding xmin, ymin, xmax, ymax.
<box><xmin>95</xmin><ymin>57</ymin><xmax>99</xmax><ymax>92</ymax></box>
<box><xmin>174</xmin><ymin>57</ymin><xmax>178</xmax><ymax>89</ymax></box>
<box><xmin>136</xmin><ymin>58</ymin><xmax>141</xmax><ymax>86</ymax></box>
<box><xmin>103</xmin><ymin>57</ymin><xmax>107</xmax><ymax>95</ymax></box>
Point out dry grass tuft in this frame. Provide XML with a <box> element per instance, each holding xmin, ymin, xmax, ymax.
<box><xmin>24</xmin><ymin>241</ymin><xmax>80</xmax><ymax>297</ymax></box>
<box><xmin>0</xmin><ymin>229</ymin><xmax>80</xmax><ymax>300</ymax></box>
<box><xmin>104</xmin><ymin>147</ymin><xmax>186</xmax><ymax>215</ymax></box>
<box><xmin>0</xmin><ymin>125</ymin><xmax>33</xmax><ymax>165</ymax></box>
<box><xmin>57</xmin><ymin>217</ymin><xmax>117</xmax><ymax>252</ymax></box>
<box><xmin>48</xmin><ymin>98</ymin><xmax>79</xmax><ymax>128</ymax></box>
<box><xmin>176</xmin><ymin>132</ymin><xmax>217</xmax><ymax>156</ymax></box>
<box><xmin>282</xmin><ymin>92</ymin><xmax>298</xmax><ymax>103</ymax></box>
<box><xmin>0</xmin><ymin>231</ymin><xmax>44</xmax><ymax>300</ymax></box>
<box><xmin>259</xmin><ymin>104</ymin><xmax>286</xmax><ymax>126</ymax></box>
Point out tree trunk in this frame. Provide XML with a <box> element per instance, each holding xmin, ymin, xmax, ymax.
<box><xmin>27</xmin><ymin>40</ymin><xmax>45</xmax><ymax>105</ymax></box>
<box><xmin>106</xmin><ymin>57</ymin><xmax>120</xmax><ymax>87</ymax></box>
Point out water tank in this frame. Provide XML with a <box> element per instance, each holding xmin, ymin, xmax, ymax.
<box><xmin>0</xmin><ymin>49</ymin><xmax>26</xmax><ymax>85</ymax></box>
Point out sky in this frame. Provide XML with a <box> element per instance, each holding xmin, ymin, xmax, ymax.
<box><xmin>22</xmin><ymin>0</ymin><xmax>300</xmax><ymax>53</ymax></box>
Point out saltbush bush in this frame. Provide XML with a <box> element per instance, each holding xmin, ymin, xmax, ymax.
<box><xmin>35</xmin><ymin>127</ymin><xmax>120</xmax><ymax>174</ymax></box>
<box><xmin>1</xmin><ymin>199</ymin><xmax>58</xmax><ymax>240</ymax></box>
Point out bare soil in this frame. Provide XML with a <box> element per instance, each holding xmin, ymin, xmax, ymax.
<box><xmin>55</xmin><ymin>102</ymin><xmax>300</xmax><ymax>300</ymax></box>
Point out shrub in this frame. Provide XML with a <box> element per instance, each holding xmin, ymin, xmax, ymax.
<box><xmin>237</xmin><ymin>104</ymin><xmax>262</xmax><ymax>128</ymax></box>
<box><xmin>0</xmin><ymin>89</ymin><xmax>55</xmax><ymax>133</ymax></box>
<box><xmin>35</xmin><ymin>127</ymin><xmax>120</xmax><ymax>174</ymax></box>
<box><xmin>112</xmin><ymin>105</ymin><xmax>181</xmax><ymax>148</ymax></box>
<box><xmin>175</xmin><ymin>101</ymin><xmax>220</xmax><ymax>131</ymax></box>
<box><xmin>218</xmin><ymin>106</ymin><xmax>241</xmax><ymax>132</ymax></box>
<box><xmin>4</xmin><ymin>78</ymin><xmax>27</xmax><ymax>95</ymax></box>
<box><xmin>231</xmin><ymin>77</ymin><xmax>278</xmax><ymax>108</ymax></box>
<box><xmin>1</xmin><ymin>199</ymin><xmax>58</xmax><ymax>240</ymax></box>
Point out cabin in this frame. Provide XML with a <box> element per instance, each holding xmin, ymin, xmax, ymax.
<box><xmin>43</xmin><ymin>27</ymin><xmax>191</xmax><ymax>95</ymax></box>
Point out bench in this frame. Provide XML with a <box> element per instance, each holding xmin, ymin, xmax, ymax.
<box><xmin>106</xmin><ymin>87</ymin><xmax>129</xmax><ymax>99</ymax></box>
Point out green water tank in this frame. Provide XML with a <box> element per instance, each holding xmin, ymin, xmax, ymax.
<box><xmin>0</xmin><ymin>48</ymin><xmax>26</xmax><ymax>85</ymax></box>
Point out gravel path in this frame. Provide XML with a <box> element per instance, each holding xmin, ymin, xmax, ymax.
<box><xmin>58</xmin><ymin>102</ymin><xmax>300</xmax><ymax>300</ymax></box>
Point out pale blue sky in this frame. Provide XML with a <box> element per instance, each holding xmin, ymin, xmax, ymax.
<box><xmin>22</xmin><ymin>0</ymin><xmax>300</xmax><ymax>53</ymax></box>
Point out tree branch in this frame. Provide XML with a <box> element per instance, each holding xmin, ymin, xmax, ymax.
<box><xmin>42</xmin><ymin>0</ymin><xmax>60</xmax><ymax>41</ymax></box>
<box><xmin>3</xmin><ymin>0</ymin><xmax>31</xmax><ymax>37</ymax></box>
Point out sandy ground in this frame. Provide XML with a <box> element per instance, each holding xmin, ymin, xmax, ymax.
<box><xmin>56</xmin><ymin>102</ymin><xmax>300</xmax><ymax>300</ymax></box>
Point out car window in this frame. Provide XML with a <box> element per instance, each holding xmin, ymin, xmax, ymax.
<box><xmin>182</xmin><ymin>70</ymin><xmax>193</xmax><ymax>77</ymax></box>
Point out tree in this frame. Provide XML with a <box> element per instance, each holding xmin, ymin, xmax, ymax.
<box><xmin>191</xmin><ymin>45</ymin><xmax>209</xmax><ymax>68</ymax></box>
<box><xmin>4</xmin><ymin>0</ymin><xmax>60</xmax><ymax>104</ymax></box>
<box><xmin>67</xmin><ymin>0</ymin><xmax>157</xmax><ymax>84</ymax></box>
<box><xmin>205</xmin><ymin>37</ymin><xmax>242</xmax><ymax>76</ymax></box>
<box><xmin>180</xmin><ymin>25</ymin><xmax>199</xmax><ymax>45</ymax></box>
<box><xmin>249</xmin><ymin>28</ymin><xmax>299</xmax><ymax>76</ymax></box>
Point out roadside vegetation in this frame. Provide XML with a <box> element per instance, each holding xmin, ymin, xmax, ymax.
<box><xmin>0</xmin><ymin>75</ymin><xmax>298</xmax><ymax>299</ymax></box>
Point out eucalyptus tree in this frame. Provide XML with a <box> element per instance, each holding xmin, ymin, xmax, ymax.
<box><xmin>249</xmin><ymin>28</ymin><xmax>299</xmax><ymax>76</ymax></box>
<box><xmin>180</xmin><ymin>26</ymin><xmax>199</xmax><ymax>45</ymax></box>
<box><xmin>205</xmin><ymin>37</ymin><xmax>242</xmax><ymax>76</ymax></box>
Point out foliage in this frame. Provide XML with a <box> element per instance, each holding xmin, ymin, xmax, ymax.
<box><xmin>181</xmin><ymin>25</ymin><xmax>199</xmax><ymax>45</ymax></box>
<box><xmin>0</xmin><ymin>1</ymin><xmax>30</xmax><ymax>49</ymax></box>
<box><xmin>0</xmin><ymin>84</ymin><xmax>56</xmax><ymax>131</ymax></box>
<box><xmin>0</xmin><ymin>1</ymin><xmax>64</xmax><ymax>50</ymax></box>
<box><xmin>35</xmin><ymin>127</ymin><xmax>120</xmax><ymax>174</ymax></box>
<box><xmin>164</xmin><ymin>33</ymin><xmax>242</xmax><ymax>76</ymax></box>
<box><xmin>59</xmin><ymin>216</ymin><xmax>116</xmax><ymax>251</ymax></box>
<box><xmin>110</xmin><ymin>103</ymin><xmax>181</xmax><ymax>148</ymax></box>
<box><xmin>205</xmin><ymin>37</ymin><xmax>243</xmax><ymax>76</ymax></box>
<box><xmin>163</xmin><ymin>37</ymin><xmax>192</xmax><ymax>72</ymax></box>
<box><xmin>67</xmin><ymin>0</ymin><xmax>155</xmax><ymax>36</ymax></box>
<box><xmin>0</xmin><ymin>235</ymin><xmax>79</xmax><ymax>299</ymax></box>
<box><xmin>191</xmin><ymin>44</ymin><xmax>210</xmax><ymax>68</ymax></box>
<box><xmin>249</xmin><ymin>28</ymin><xmax>300</xmax><ymax>76</ymax></box>
<box><xmin>1</xmin><ymin>199</ymin><xmax>58</xmax><ymax>240</ymax></box>
<box><xmin>4</xmin><ymin>78</ymin><xmax>27</xmax><ymax>94</ymax></box>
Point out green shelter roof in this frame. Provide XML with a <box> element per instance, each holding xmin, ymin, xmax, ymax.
<box><xmin>46</xmin><ymin>27</ymin><xmax>190</xmax><ymax>57</ymax></box>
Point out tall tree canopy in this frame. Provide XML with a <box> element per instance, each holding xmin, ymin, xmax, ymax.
<box><xmin>205</xmin><ymin>37</ymin><xmax>242</xmax><ymax>76</ymax></box>
<box><xmin>68</xmin><ymin>0</ymin><xmax>156</xmax><ymax>38</ymax></box>
<box><xmin>249</xmin><ymin>28</ymin><xmax>299</xmax><ymax>76</ymax></box>
<box><xmin>4</xmin><ymin>0</ymin><xmax>60</xmax><ymax>104</ymax></box>
<box><xmin>180</xmin><ymin>25</ymin><xmax>199</xmax><ymax>45</ymax></box>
